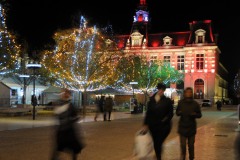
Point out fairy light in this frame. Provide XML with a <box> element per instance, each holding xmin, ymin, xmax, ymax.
<box><xmin>0</xmin><ymin>4</ymin><xmax>20</xmax><ymax>75</ymax></box>
<box><xmin>41</xmin><ymin>16</ymin><xmax>121</xmax><ymax>91</ymax></box>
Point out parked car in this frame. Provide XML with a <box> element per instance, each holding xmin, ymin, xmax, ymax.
<box><xmin>201</xmin><ymin>99</ymin><xmax>212</xmax><ymax>107</ymax></box>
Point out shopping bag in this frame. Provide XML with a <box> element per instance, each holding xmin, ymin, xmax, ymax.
<box><xmin>132</xmin><ymin>130</ymin><xmax>155</xmax><ymax>160</ymax></box>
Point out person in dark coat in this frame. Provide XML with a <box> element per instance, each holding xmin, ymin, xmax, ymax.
<box><xmin>94</xmin><ymin>96</ymin><xmax>105</xmax><ymax>121</ymax></box>
<box><xmin>216</xmin><ymin>100</ymin><xmax>222</xmax><ymax>111</ymax></box>
<box><xmin>234</xmin><ymin>132</ymin><xmax>240</xmax><ymax>160</ymax></box>
<box><xmin>176</xmin><ymin>87</ymin><xmax>202</xmax><ymax>160</ymax></box>
<box><xmin>51</xmin><ymin>88</ymin><xmax>85</xmax><ymax>160</ymax></box>
<box><xmin>31</xmin><ymin>94</ymin><xmax>38</xmax><ymax>106</ymax></box>
<box><xmin>142</xmin><ymin>83</ymin><xmax>174</xmax><ymax>160</ymax></box>
<box><xmin>104</xmin><ymin>96</ymin><xmax>114</xmax><ymax>121</ymax></box>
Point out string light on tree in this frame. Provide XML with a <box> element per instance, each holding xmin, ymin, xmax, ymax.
<box><xmin>0</xmin><ymin>3</ymin><xmax>20</xmax><ymax>75</ymax></box>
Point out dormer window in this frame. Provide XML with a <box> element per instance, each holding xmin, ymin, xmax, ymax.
<box><xmin>195</xmin><ymin>29</ymin><xmax>206</xmax><ymax>43</ymax></box>
<box><xmin>105</xmin><ymin>39</ymin><xmax>113</xmax><ymax>47</ymax></box>
<box><xmin>130</xmin><ymin>31</ymin><xmax>144</xmax><ymax>47</ymax></box>
<box><xmin>163</xmin><ymin>36</ymin><xmax>172</xmax><ymax>46</ymax></box>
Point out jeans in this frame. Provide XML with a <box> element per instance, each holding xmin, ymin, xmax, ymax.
<box><xmin>179</xmin><ymin>135</ymin><xmax>195</xmax><ymax>160</ymax></box>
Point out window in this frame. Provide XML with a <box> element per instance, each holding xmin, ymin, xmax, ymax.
<box><xmin>164</xmin><ymin>56</ymin><xmax>171</xmax><ymax>63</ymax></box>
<box><xmin>177</xmin><ymin>55</ymin><xmax>184</xmax><ymax>70</ymax></box>
<box><xmin>130</xmin><ymin>31</ymin><xmax>143</xmax><ymax>47</ymax></box>
<box><xmin>133</xmin><ymin>39</ymin><xmax>139</xmax><ymax>46</ymax></box>
<box><xmin>198</xmin><ymin>36</ymin><xmax>203</xmax><ymax>43</ymax></box>
<box><xmin>11</xmin><ymin>89</ymin><xmax>17</xmax><ymax>96</ymax></box>
<box><xmin>163</xmin><ymin>36</ymin><xmax>172</xmax><ymax>46</ymax></box>
<box><xmin>195</xmin><ymin>29</ymin><xmax>206</xmax><ymax>43</ymax></box>
<box><xmin>150</xmin><ymin>55</ymin><xmax>157</xmax><ymax>62</ymax></box>
<box><xmin>196</xmin><ymin>54</ymin><xmax>204</xmax><ymax>69</ymax></box>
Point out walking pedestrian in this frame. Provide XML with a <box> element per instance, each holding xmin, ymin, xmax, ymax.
<box><xmin>176</xmin><ymin>87</ymin><xmax>202</xmax><ymax>160</ymax></box>
<box><xmin>141</xmin><ymin>83</ymin><xmax>174</xmax><ymax>160</ymax></box>
<box><xmin>51</xmin><ymin>88</ymin><xmax>85</xmax><ymax>160</ymax></box>
<box><xmin>216</xmin><ymin>100</ymin><xmax>222</xmax><ymax>111</ymax></box>
<box><xmin>94</xmin><ymin>96</ymin><xmax>105</xmax><ymax>121</ymax></box>
<box><xmin>104</xmin><ymin>95</ymin><xmax>114</xmax><ymax>121</ymax></box>
<box><xmin>234</xmin><ymin>132</ymin><xmax>240</xmax><ymax>160</ymax></box>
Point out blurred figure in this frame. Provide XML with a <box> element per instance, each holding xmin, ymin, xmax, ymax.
<box><xmin>31</xmin><ymin>94</ymin><xmax>38</xmax><ymax>106</ymax></box>
<box><xmin>234</xmin><ymin>132</ymin><xmax>240</xmax><ymax>160</ymax></box>
<box><xmin>141</xmin><ymin>83</ymin><xmax>174</xmax><ymax>160</ymax></box>
<box><xmin>176</xmin><ymin>87</ymin><xmax>202</xmax><ymax>160</ymax></box>
<box><xmin>94</xmin><ymin>96</ymin><xmax>105</xmax><ymax>121</ymax></box>
<box><xmin>133</xmin><ymin>99</ymin><xmax>138</xmax><ymax>114</ymax></box>
<box><xmin>104</xmin><ymin>96</ymin><xmax>114</xmax><ymax>121</ymax></box>
<box><xmin>216</xmin><ymin>100</ymin><xmax>222</xmax><ymax>111</ymax></box>
<box><xmin>51</xmin><ymin>88</ymin><xmax>85</xmax><ymax>160</ymax></box>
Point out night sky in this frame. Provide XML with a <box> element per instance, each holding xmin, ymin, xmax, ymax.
<box><xmin>2</xmin><ymin>0</ymin><xmax>240</xmax><ymax>85</ymax></box>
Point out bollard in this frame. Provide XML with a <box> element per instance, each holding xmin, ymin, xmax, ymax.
<box><xmin>235</xmin><ymin>104</ymin><xmax>240</xmax><ymax>132</ymax></box>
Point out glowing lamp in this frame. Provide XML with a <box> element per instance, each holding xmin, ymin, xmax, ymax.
<box><xmin>130</xmin><ymin>82</ymin><xmax>138</xmax><ymax>85</ymax></box>
<box><xmin>19</xmin><ymin>74</ymin><xmax>30</xmax><ymax>78</ymax></box>
<box><xmin>151</xmin><ymin>41</ymin><xmax>160</xmax><ymax>47</ymax></box>
<box><xmin>191</xmin><ymin>69</ymin><xmax>194</xmax><ymax>73</ymax></box>
<box><xmin>211</xmin><ymin>69</ymin><xmax>215</xmax><ymax>73</ymax></box>
<box><xmin>138</xmin><ymin>15</ymin><xmax>143</xmax><ymax>22</ymax></box>
<box><xmin>204</xmin><ymin>69</ymin><xmax>208</xmax><ymax>73</ymax></box>
<box><xmin>177</xmin><ymin>39</ymin><xmax>185</xmax><ymax>46</ymax></box>
<box><xmin>130</xmin><ymin>82</ymin><xmax>138</xmax><ymax>98</ymax></box>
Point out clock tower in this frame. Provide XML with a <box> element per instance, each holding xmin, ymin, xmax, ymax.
<box><xmin>128</xmin><ymin>0</ymin><xmax>150</xmax><ymax>48</ymax></box>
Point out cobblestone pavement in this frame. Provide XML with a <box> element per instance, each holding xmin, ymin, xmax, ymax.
<box><xmin>0</xmin><ymin>106</ymin><xmax>239</xmax><ymax>160</ymax></box>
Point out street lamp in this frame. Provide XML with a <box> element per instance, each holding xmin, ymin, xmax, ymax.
<box><xmin>130</xmin><ymin>81</ymin><xmax>138</xmax><ymax>98</ymax></box>
<box><xmin>19</xmin><ymin>74</ymin><xmax>30</xmax><ymax>104</ymax></box>
<box><xmin>26</xmin><ymin>61</ymin><xmax>41</xmax><ymax>120</ymax></box>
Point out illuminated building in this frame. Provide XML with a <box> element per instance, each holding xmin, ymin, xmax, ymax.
<box><xmin>116</xmin><ymin>0</ymin><xmax>228</xmax><ymax>102</ymax></box>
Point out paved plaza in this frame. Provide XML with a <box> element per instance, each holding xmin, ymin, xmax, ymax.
<box><xmin>0</xmin><ymin>106</ymin><xmax>239</xmax><ymax>160</ymax></box>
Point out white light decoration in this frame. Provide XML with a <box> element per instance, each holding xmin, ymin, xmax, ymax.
<box><xmin>19</xmin><ymin>74</ymin><xmax>30</xmax><ymax>78</ymax></box>
<box><xmin>0</xmin><ymin>4</ymin><xmax>20</xmax><ymax>75</ymax></box>
<box><xmin>26</xmin><ymin>64</ymin><xmax>42</xmax><ymax>68</ymax></box>
<box><xmin>130</xmin><ymin>82</ymin><xmax>138</xmax><ymax>85</ymax></box>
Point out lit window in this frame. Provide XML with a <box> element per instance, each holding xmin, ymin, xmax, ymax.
<box><xmin>133</xmin><ymin>39</ymin><xmax>139</xmax><ymax>46</ymax></box>
<box><xmin>130</xmin><ymin>31</ymin><xmax>143</xmax><ymax>47</ymax></box>
<box><xmin>150</xmin><ymin>55</ymin><xmax>157</xmax><ymax>63</ymax></box>
<box><xmin>196</xmin><ymin>54</ymin><xmax>204</xmax><ymax>69</ymax></box>
<box><xmin>164</xmin><ymin>56</ymin><xmax>171</xmax><ymax>64</ymax></box>
<box><xmin>177</xmin><ymin>55</ymin><xmax>184</xmax><ymax>70</ymax></box>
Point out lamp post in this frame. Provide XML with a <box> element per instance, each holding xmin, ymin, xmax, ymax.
<box><xmin>26</xmin><ymin>61</ymin><xmax>41</xmax><ymax>120</ymax></box>
<box><xmin>129</xmin><ymin>81</ymin><xmax>138</xmax><ymax>114</ymax></box>
<box><xmin>19</xmin><ymin>74</ymin><xmax>30</xmax><ymax>104</ymax></box>
<box><xmin>130</xmin><ymin>82</ymin><xmax>138</xmax><ymax>98</ymax></box>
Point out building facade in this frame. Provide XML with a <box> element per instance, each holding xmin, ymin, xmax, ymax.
<box><xmin>116</xmin><ymin>0</ymin><xmax>228</xmax><ymax>103</ymax></box>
